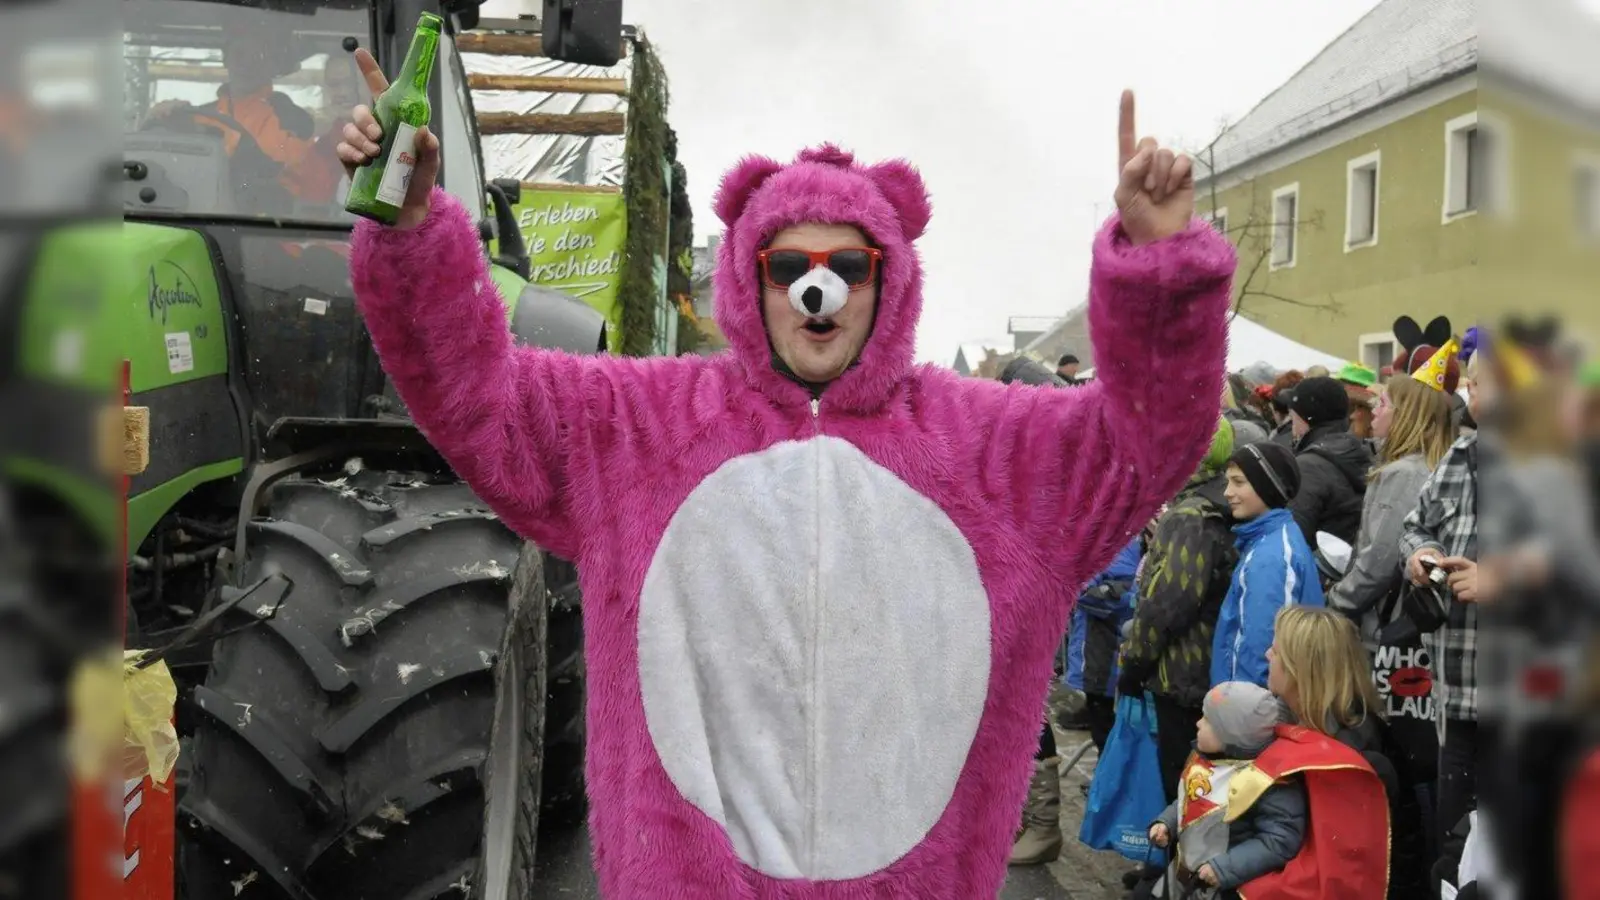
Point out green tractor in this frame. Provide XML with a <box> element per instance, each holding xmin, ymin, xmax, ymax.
<box><xmin>49</xmin><ymin>0</ymin><xmax>622</xmax><ymax>896</ymax></box>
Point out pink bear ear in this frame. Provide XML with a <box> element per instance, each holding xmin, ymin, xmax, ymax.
<box><xmin>865</xmin><ymin>159</ymin><xmax>932</xmax><ymax>241</ymax></box>
<box><xmin>714</xmin><ymin>154</ymin><xmax>783</xmax><ymax>227</ymax></box>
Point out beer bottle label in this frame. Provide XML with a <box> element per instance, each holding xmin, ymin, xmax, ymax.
<box><xmin>375</xmin><ymin>123</ymin><xmax>419</xmax><ymax>207</ymax></box>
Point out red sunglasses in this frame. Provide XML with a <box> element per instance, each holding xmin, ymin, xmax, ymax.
<box><xmin>757</xmin><ymin>247</ymin><xmax>882</xmax><ymax>290</ymax></box>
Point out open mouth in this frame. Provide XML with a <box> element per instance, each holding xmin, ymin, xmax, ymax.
<box><xmin>803</xmin><ymin>318</ymin><xmax>839</xmax><ymax>336</ymax></box>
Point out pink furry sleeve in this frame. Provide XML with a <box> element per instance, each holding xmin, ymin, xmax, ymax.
<box><xmin>350</xmin><ymin>187</ymin><xmax>594</xmax><ymax>559</ymax></box>
<box><xmin>991</xmin><ymin>215</ymin><xmax>1234</xmax><ymax>585</ymax></box>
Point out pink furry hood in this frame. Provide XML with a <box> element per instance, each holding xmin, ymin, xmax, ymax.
<box><xmin>712</xmin><ymin>144</ymin><xmax>932</xmax><ymax>413</ymax></box>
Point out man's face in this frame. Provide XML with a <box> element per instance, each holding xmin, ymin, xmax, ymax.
<box><xmin>1058</xmin><ymin>362</ymin><xmax>1079</xmax><ymax>379</ymax></box>
<box><xmin>1223</xmin><ymin>463</ymin><xmax>1268</xmax><ymax>520</ymax></box>
<box><xmin>223</xmin><ymin>30</ymin><xmax>278</xmax><ymax>93</ymax></box>
<box><xmin>761</xmin><ymin>223</ymin><xmax>878</xmax><ymax>384</ymax></box>
<box><xmin>1290</xmin><ymin>409</ymin><xmax>1311</xmax><ymax>439</ymax></box>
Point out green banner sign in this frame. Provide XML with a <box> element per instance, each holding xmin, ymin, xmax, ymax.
<box><xmin>508</xmin><ymin>191</ymin><xmax>627</xmax><ymax>351</ymax></box>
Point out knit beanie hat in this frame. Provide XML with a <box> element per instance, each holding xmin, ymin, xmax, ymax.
<box><xmin>1287</xmin><ymin>376</ymin><xmax>1350</xmax><ymax>428</ymax></box>
<box><xmin>1202</xmin><ymin>682</ymin><xmax>1287</xmax><ymax>757</ymax></box>
<box><xmin>1228</xmin><ymin>441</ymin><xmax>1301</xmax><ymax>508</ymax></box>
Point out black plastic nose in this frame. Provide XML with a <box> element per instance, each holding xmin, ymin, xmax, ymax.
<box><xmin>801</xmin><ymin>286</ymin><xmax>823</xmax><ymax>315</ymax></box>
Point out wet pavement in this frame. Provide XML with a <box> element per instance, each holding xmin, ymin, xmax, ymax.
<box><xmin>531</xmin><ymin>725</ymin><xmax>1131</xmax><ymax>899</ymax></box>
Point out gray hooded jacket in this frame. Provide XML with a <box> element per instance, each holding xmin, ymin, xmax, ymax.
<box><xmin>1328</xmin><ymin>453</ymin><xmax>1433</xmax><ymax>648</ymax></box>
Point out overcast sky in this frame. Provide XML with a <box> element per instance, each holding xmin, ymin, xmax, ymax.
<box><xmin>489</xmin><ymin>0</ymin><xmax>1384</xmax><ymax>363</ymax></box>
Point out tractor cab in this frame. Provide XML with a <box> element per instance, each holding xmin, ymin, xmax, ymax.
<box><xmin>107</xmin><ymin>1</ymin><xmax>620</xmax><ymax>897</ymax></box>
<box><xmin>122</xmin><ymin>0</ymin><xmax>497</xmax><ymax>226</ymax></box>
<box><xmin>120</xmin><ymin>0</ymin><xmax>608</xmax><ymax>440</ymax></box>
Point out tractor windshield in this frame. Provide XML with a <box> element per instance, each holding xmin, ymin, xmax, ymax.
<box><xmin>122</xmin><ymin>0</ymin><xmax>371</xmax><ymax>223</ymax></box>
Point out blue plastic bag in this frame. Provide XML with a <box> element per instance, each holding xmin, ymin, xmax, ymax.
<box><xmin>1078</xmin><ymin>693</ymin><xmax>1169</xmax><ymax>865</ymax></box>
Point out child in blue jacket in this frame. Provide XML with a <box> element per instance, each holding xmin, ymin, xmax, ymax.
<box><xmin>1064</xmin><ymin>536</ymin><xmax>1141</xmax><ymax>751</ymax></box>
<box><xmin>1213</xmin><ymin>443</ymin><xmax>1325</xmax><ymax>688</ymax></box>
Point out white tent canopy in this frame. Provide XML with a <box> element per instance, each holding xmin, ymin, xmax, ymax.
<box><xmin>1226</xmin><ymin>316</ymin><xmax>1347</xmax><ymax>374</ymax></box>
<box><xmin>1080</xmin><ymin>315</ymin><xmax>1346</xmax><ymax>381</ymax></box>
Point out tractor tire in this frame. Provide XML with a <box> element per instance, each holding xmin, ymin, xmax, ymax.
<box><xmin>177</xmin><ymin>468</ymin><xmax>585</xmax><ymax>900</ymax></box>
<box><xmin>0</xmin><ymin>484</ymin><xmax>110</xmax><ymax>900</ymax></box>
<box><xmin>470</xmin><ymin>542</ymin><xmax>588</xmax><ymax>900</ymax></box>
<box><xmin>0</xmin><ymin>625</ymin><xmax>68</xmax><ymax>900</ymax></box>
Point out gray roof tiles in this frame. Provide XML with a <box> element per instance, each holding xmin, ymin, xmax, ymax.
<box><xmin>1201</xmin><ymin>0</ymin><xmax>1476</xmax><ymax>178</ymax></box>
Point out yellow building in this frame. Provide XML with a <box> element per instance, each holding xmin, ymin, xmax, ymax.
<box><xmin>1194</xmin><ymin>0</ymin><xmax>1600</xmax><ymax>370</ymax></box>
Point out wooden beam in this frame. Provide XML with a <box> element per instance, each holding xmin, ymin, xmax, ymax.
<box><xmin>521</xmin><ymin>181</ymin><xmax>623</xmax><ymax>195</ymax></box>
<box><xmin>467</xmin><ymin>74</ymin><xmax>629</xmax><ymax>95</ymax></box>
<box><xmin>473</xmin><ymin>16</ymin><xmax>543</xmax><ymax>33</ymax></box>
<box><xmin>145</xmin><ymin>61</ymin><xmax>321</xmax><ymax>86</ymax></box>
<box><xmin>476</xmin><ymin>111</ymin><xmax>625</xmax><ymax>136</ymax></box>
<box><xmin>456</xmin><ymin>32</ymin><xmax>546</xmax><ymax>56</ymax></box>
<box><xmin>458</xmin><ymin>31</ymin><xmax>628</xmax><ymax>59</ymax></box>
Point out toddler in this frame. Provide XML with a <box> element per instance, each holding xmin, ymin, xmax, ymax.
<box><xmin>1146</xmin><ymin>682</ymin><xmax>1305</xmax><ymax>898</ymax></box>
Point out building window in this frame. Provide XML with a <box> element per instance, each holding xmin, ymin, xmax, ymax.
<box><xmin>1206</xmin><ymin>207</ymin><xmax>1229</xmax><ymax>237</ymax></box>
<box><xmin>1271</xmin><ymin>183</ymin><xmax>1299</xmax><ymax>269</ymax></box>
<box><xmin>1442</xmin><ymin>111</ymin><xmax>1505</xmax><ymax>222</ymax></box>
<box><xmin>1576</xmin><ymin>155</ymin><xmax>1600</xmax><ymax>240</ymax></box>
<box><xmin>1358</xmin><ymin>332</ymin><xmax>1396</xmax><ymax>378</ymax></box>
<box><xmin>1346</xmin><ymin>151</ymin><xmax>1380</xmax><ymax>249</ymax></box>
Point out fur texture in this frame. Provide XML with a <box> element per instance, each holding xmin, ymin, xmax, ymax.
<box><xmin>350</xmin><ymin>145</ymin><xmax>1235</xmax><ymax>897</ymax></box>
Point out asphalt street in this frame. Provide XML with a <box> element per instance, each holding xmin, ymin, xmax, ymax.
<box><xmin>530</xmin><ymin>823</ymin><xmax>1081</xmax><ymax>899</ymax></box>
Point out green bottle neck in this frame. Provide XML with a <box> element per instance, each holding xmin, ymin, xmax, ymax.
<box><xmin>396</xmin><ymin>21</ymin><xmax>441</xmax><ymax>91</ymax></box>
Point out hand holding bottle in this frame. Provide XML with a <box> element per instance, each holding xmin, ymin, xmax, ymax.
<box><xmin>335</xmin><ymin>47</ymin><xmax>440</xmax><ymax>229</ymax></box>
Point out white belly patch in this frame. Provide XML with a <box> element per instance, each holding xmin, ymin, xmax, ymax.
<box><xmin>637</xmin><ymin>436</ymin><xmax>992</xmax><ymax>881</ymax></box>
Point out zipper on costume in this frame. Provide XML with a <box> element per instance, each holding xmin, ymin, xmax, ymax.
<box><xmin>809</xmin><ymin>397</ymin><xmax>821</xmax><ymax>433</ymax></box>
<box><xmin>806</xmin><ymin>421</ymin><xmax>824</xmax><ymax>872</ymax></box>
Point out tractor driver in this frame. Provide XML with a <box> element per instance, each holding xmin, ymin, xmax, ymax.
<box><xmin>143</xmin><ymin>18</ymin><xmax>347</xmax><ymax>207</ymax></box>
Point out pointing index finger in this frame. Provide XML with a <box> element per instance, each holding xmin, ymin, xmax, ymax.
<box><xmin>1118</xmin><ymin>89</ymin><xmax>1136</xmax><ymax>171</ymax></box>
<box><xmin>354</xmin><ymin>47</ymin><xmax>389</xmax><ymax>99</ymax></box>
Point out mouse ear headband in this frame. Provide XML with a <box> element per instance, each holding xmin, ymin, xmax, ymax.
<box><xmin>1391</xmin><ymin>315</ymin><xmax>1453</xmax><ymax>375</ymax></box>
<box><xmin>1390</xmin><ymin>315</ymin><xmax>1458</xmax><ymax>391</ymax></box>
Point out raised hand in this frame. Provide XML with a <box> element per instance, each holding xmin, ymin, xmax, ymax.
<box><xmin>334</xmin><ymin>48</ymin><xmax>440</xmax><ymax>229</ymax></box>
<box><xmin>1113</xmin><ymin>90</ymin><xmax>1196</xmax><ymax>246</ymax></box>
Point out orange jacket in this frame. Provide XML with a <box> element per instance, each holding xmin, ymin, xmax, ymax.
<box><xmin>204</xmin><ymin>86</ymin><xmax>345</xmax><ymax>203</ymax></box>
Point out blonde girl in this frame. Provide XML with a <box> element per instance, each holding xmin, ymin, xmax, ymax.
<box><xmin>1266</xmin><ymin>605</ymin><xmax>1383</xmax><ymax>738</ymax></box>
<box><xmin>1374</xmin><ymin>376</ymin><xmax>1458</xmax><ymax>472</ymax></box>
<box><xmin>1329</xmin><ymin>375</ymin><xmax>1457</xmax><ymax>647</ymax></box>
<box><xmin>1267</xmin><ymin>605</ymin><xmax>1428</xmax><ymax>895</ymax></box>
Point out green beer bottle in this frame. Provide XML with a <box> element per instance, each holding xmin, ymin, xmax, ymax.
<box><xmin>344</xmin><ymin>12</ymin><xmax>443</xmax><ymax>224</ymax></box>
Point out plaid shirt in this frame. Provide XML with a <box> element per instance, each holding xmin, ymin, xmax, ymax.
<box><xmin>1399</xmin><ymin>431</ymin><xmax>1479</xmax><ymax>724</ymax></box>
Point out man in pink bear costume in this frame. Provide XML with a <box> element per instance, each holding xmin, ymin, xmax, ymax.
<box><xmin>339</xmin><ymin>59</ymin><xmax>1235</xmax><ymax>898</ymax></box>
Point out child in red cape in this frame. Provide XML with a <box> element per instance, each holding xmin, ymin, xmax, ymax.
<box><xmin>1234</xmin><ymin>725</ymin><xmax>1389</xmax><ymax>900</ymax></box>
<box><xmin>1147</xmin><ymin>682</ymin><xmax>1389</xmax><ymax>900</ymax></box>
